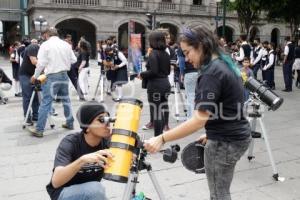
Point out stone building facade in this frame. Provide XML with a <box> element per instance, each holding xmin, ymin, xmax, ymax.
<box><xmin>27</xmin><ymin>0</ymin><xmax>289</xmax><ymax>54</ymax></box>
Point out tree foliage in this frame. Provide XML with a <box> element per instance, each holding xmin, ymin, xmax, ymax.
<box><xmin>228</xmin><ymin>0</ymin><xmax>269</xmax><ymax>37</ymax></box>
<box><xmin>264</xmin><ymin>0</ymin><xmax>300</xmax><ymax>39</ymax></box>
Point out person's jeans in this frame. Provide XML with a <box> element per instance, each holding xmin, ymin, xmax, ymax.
<box><xmin>204</xmin><ymin>138</ymin><xmax>251</xmax><ymax>200</ymax></box>
<box><xmin>283</xmin><ymin>61</ymin><xmax>293</xmax><ymax>90</ymax></box>
<box><xmin>184</xmin><ymin>72</ymin><xmax>198</xmax><ymax>118</ymax></box>
<box><xmin>19</xmin><ymin>75</ymin><xmax>39</xmax><ymax>120</ymax></box>
<box><xmin>36</xmin><ymin>72</ymin><xmax>74</xmax><ymax>132</ymax></box>
<box><xmin>58</xmin><ymin>181</ymin><xmax>107</xmax><ymax>200</ymax></box>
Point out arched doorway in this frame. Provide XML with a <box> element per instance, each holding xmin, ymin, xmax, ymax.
<box><xmin>55</xmin><ymin>18</ymin><xmax>96</xmax><ymax>58</ymax></box>
<box><xmin>118</xmin><ymin>22</ymin><xmax>146</xmax><ymax>55</ymax></box>
<box><xmin>159</xmin><ymin>23</ymin><xmax>178</xmax><ymax>45</ymax></box>
<box><xmin>217</xmin><ymin>26</ymin><xmax>234</xmax><ymax>42</ymax></box>
<box><xmin>249</xmin><ymin>26</ymin><xmax>260</xmax><ymax>42</ymax></box>
<box><xmin>271</xmin><ymin>28</ymin><xmax>280</xmax><ymax>48</ymax></box>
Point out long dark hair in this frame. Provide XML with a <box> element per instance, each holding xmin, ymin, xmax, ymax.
<box><xmin>79</xmin><ymin>40</ymin><xmax>89</xmax><ymax>54</ymax></box>
<box><xmin>180</xmin><ymin>26</ymin><xmax>221</xmax><ymax>65</ymax></box>
<box><xmin>149</xmin><ymin>30</ymin><xmax>167</xmax><ymax>50</ymax></box>
<box><xmin>180</xmin><ymin>26</ymin><xmax>240</xmax><ymax>76</ymax></box>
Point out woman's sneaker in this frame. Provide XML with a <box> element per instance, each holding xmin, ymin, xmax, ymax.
<box><xmin>142</xmin><ymin>122</ymin><xmax>154</xmax><ymax>130</ymax></box>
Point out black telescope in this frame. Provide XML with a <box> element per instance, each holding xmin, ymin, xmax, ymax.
<box><xmin>245</xmin><ymin>77</ymin><xmax>283</xmax><ymax>111</ymax></box>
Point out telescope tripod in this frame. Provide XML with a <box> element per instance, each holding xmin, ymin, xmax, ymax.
<box><xmin>122</xmin><ymin>149</ymin><xmax>166</xmax><ymax>200</ymax></box>
<box><xmin>246</xmin><ymin>101</ymin><xmax>284</xmax><ymax>181</ymax></box>
<box><xmin>92</xmin><ymin>70</ymin><xmax>106</xmax><ymax>102</ymax></box>
<box><xmin>22</xmin><ymin>84</ymin><xmax>55</xmax><ymax>129</ymax></box>
<box><xmin>173</xmin><ymin>79</ymin><xmax>187</xmax><ymax>122</ymax></box>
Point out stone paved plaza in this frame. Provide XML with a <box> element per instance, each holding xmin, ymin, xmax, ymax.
<box><xmin>0</xmin><ymin>57</ymin><xmax>300</xmax><ymax>200</ymax></box>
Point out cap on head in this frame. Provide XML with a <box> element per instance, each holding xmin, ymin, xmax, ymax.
<box><xmin>76</xmin><ymin>101</ymin><xmax>109</xmax><ymax>132</ymax></box>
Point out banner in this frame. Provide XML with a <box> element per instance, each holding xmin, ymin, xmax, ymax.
<box><xmin>130</xmin><ymin>33</ymin><xmax>142</xmax><ymax>76</ymax></box>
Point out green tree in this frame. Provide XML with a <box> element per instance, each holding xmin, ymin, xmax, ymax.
<box><xmin>228</xmin><ymin>0</ymin><xmax>269</xmax><ymax>38</ymax></box>
<box><xmin>264</xmin><ymin>0</ymin><xmax>300</xmax><ymax>40</ymax></box>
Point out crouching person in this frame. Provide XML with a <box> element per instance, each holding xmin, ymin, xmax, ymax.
<box><xmin>46</xmin><ymin>101</ymin><xmax>113</xmax><ymax>200</ymax></box>
<box><xmin>0</xmin><ymin>68</ymin><xmax>12</xmax><ymax>104</ymax></box>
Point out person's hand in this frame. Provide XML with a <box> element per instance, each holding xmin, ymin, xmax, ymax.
<box><xmin>80</xmin><ymin>149</ymin><xmax>113</xmax><ymax>169</ymax></box>
<box><xmin>197</xmin><ymin>134</ymin><xmax>207</xmax><ymax>145</ymax></box>
<box><xmin>30</xmin><ymin>76</ymin><xmax>36</xmax><ymax>84</ymax></box>
<box><xmin>262</xmin><ymin>66</ymin><xmax>267</xmax><ymax>71</ymax></box>
<box><xmin>78</xmin><ymin>67</ymin><xmax>83</xmax><ymax>73</ymax></box>
<box><xmin>137</xmin><ymin>73</ymin><xmax>142</xmax><ymax>80</ymax></box>
<box><xmin>143</xmin><ymin>135</ymin><xmax>164</xmax><ymax>153</ymax></box>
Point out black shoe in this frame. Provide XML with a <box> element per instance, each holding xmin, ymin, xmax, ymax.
<box><xmin>15</xmin><ymin>93</ymin><xmax>22</xmax><ymax>97</ymax></box>
<box><xmin>25</xmin><ymin>119</ymin><xmax>34</xmax><ymax>126</ymax></box>
<box><xmin>62</xmin><ymin>123</ymin><xmax>74</xmax><ymax>130</ymax></box>
<box><xmin>282</xmin><ymin>89</ymin><xmax>292</xmax><ymax>92</ymax></box>
<box><xmin>251</xmin><ymin>131</ymin><xmax>262</xmax><ymax>138</ymax></box>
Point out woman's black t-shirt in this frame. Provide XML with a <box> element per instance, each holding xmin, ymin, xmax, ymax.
<box><xmin>77</xmin><ymin>51</ymin><xmax>90</xmax><ymax>68</ymax></box>
<box><xmin>46</xmin><ymin>132</ymin><xmax>109</xmax><ymax>200</ymax></box>
<box><xmin>194</xmin><ymin>58</ymin><xmax>251</xmax><ymax>141</ymax></box>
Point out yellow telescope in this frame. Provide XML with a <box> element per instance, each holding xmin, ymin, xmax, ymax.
<box><xmin>104</xmin><ymin>98</ymin><xmax>143</xmax><ymax>183</ymax></box>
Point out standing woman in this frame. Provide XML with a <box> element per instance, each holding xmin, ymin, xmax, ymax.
<box><xmin>144</xmin><ymin>27</ymin><xmax>251</xmax><ymax>200</ymax></box>
<box><xmin>140</xmin><ymin>31</ymin><xmax>171</xmax><ymax>136</ymax></box>
<box><xmin>10</xmin><ymin>41</ymin><xmax>22</xmax><ymax>97</ymax></box>
<box><xmin>78</xmin><ymin>40</ymin><xmax>90</xmax><ymax>100</ymax></box>
<box><xmin>104</xmin><ymin>47</ymin><xmax>128</xmax><ymax>101</ymax></box>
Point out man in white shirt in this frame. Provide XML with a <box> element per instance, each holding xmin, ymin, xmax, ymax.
<box><xmin>282</xmin><ymin>36</ymin><xmax>295</xmax><ymax>92</ymax></box>
<box><xmin>262</xmin><ymin>42</ymin><xmax>276</xmax><ymax>89</ymax></box>
<box><xmin>29</xmin><ymin>27</ymin><xmax>77</xmax><ymax>137</ymax></box>
<box><xmin>234</xmin><ymin>35</ymin><xmax>251</xmax><ymax>66</ymax></box>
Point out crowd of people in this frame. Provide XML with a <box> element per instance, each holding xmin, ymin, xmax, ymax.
<box><xmin>1</xmin><ymin>25</ymin><xmax>300</xmax><ymax>200</ymax></box>
<box><xmin>219</xmin><ymin>35</ymin><xmax>300</xmax><ymax>92</ymax></box>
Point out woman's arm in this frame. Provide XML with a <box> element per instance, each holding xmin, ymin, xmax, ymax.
<box><xmin>144</xmin><ymin>110</ymin><xmax>209</xmax><ymax>153</ymax></box>
<box><xmin>140</xmin><ymin>52</ymin><xmax>160</xmax><ymax>79</ymax></box>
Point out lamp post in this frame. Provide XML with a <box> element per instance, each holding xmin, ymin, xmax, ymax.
<box><xmin>216</xmin><ymin>0</ymin><xmax>235</xmax><ymax>38</ymax></box>
<box><xmin>34</xmin><ymin>15</ymin><xmax>47</xmax><ymax>38</ymax></box>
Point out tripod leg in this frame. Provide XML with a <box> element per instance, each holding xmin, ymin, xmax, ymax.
<box><xmin>122</xmin><ymin>172</ymin><xmax>138</xmax><ymax>200</ymax></box>
<box><xmin>258</xmin><ymin>118</ymin><xmax>281</xmax><ymax>181</ymax></box>
<box><xmin>23</xmin><ymin>90</ymin><xmax>36</xmax><ymax>129</ymax></box>
<box><xmin>92</xmin><ymin>74</ymin><xmax>101</xmax><ymax>100</ymax></box>
<box><xmin>100</xmin><ymin>73</ymin><xmax>104</xmax><ymax>102</ymax></box>
<box><xmin>147</xmin><ymin>170</ymin><xmax>166</xmax><ymax>200</ymax></box>
<box><xmin>247</xmin><ymin>118</ymin><xmax>256</xmax><ymax>161</ymax></box>
<box><xmin>174</xmin><ymin>82</ymin><xmax>180</xmax><ymax>122</ymax></box>
<box><xmin>178</xmin><ymin>90</ymin><xmax>187</xmax><ymax>120</ymax></box>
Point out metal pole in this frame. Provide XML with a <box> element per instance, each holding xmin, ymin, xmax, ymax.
<box><xmin>216</xmin><ymin>3</ymin><xmax>219</xmax><ymax>34</ymax></box>
<box><xmin>222</xmin><ymin>0</ymin><xmax>226</xmax><ymax>38</ymax></box>
<box><xmin>153</xmin><ymin>10</ymin><xmax>156</xmax><ymax>30</ymax></box>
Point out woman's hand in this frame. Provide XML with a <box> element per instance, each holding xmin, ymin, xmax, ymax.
<box><xmin>80</xmin><ymin>149</ymin><xmax>113</xmax><ymax>169</ymax></box>
<box><xmin>137</xmin><ymin>73</ymin><xmax>142</xmax><ymax>80</ymax></box>
<box><xmin>143</xmin><ymin>135</ymin><xmax>164</xmax><ymax>153</ymax></box>
<box><xmin>197</xmin><ymin>134</ymin><xmax>207</xmax><ymax>145</ymax></box>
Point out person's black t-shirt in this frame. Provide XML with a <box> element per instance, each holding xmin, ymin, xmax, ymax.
<box><xmin>19</xmin><ymin>44</ymin><xmax>39</xmax><ymax>76</ymax></box>
<box><xmin>194</xmin><ymin>58</ymin><xmax>251</xmax><ymax>141</ymax></box>
<box><xmin>77</xmin><ymin>51</ymin><xmax>90</xmax><ymax>68</ymax></box>
<box><xmin>46</xmin><ymin>132</ymin><xmax>109</xmax><ymax>200</ymax></box>
<box><xmin>17</xmin><ymin>45</ymin><xmax>26</xmax><ymax>62</ymax></box>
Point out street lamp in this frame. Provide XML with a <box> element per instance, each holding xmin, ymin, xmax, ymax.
<box><xmin>216</xmin><ymin>0</ymin><xmax>235</xmax><ymax>38</ymax></box>
<box><xmin>34</xmin><ymin>15</ymin><xmax>48</xmax><ymax>37</ymax></box>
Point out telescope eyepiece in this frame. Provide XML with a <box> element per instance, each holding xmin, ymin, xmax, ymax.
<box><xmin>98</xmin><ymin>116</ymin><xmax>116</xmax><ymax>125</ymax></box>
